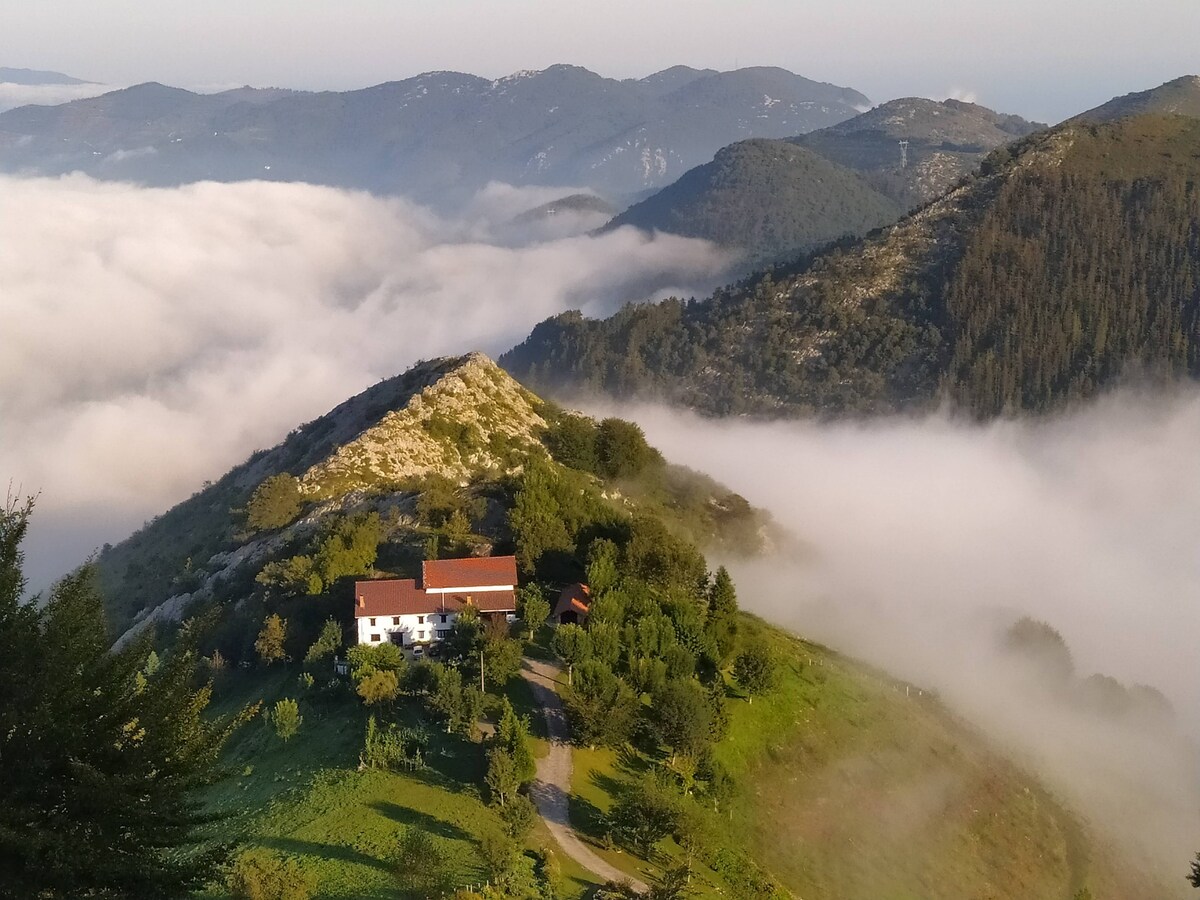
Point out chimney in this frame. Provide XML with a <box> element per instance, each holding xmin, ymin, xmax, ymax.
<box><xmin>357</xmin><ymin>595</ymin><xmax>365</xmax><ymax>609</ymax></box>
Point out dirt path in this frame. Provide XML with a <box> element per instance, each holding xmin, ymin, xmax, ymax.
<box><xmin>519</xmin><ymin>657</ymin><xmax>648</xmax><ymax>892</ymax></box>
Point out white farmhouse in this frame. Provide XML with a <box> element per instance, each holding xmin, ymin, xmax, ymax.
<box><xmin>354</xmin><ymin>555</ymin><xmax>519</xmax><ymax>648</ymax></box>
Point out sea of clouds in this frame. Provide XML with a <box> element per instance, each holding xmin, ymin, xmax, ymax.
<box><xmin>0</xmin><ymin>173</ymin><xmax>731</xmax><ymax>587</ymax></box>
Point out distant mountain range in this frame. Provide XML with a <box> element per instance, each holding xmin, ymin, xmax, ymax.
<box><xmin>503</xmin><ymin>109</ymin><xmax>1200</xmax><ymax>418</ymax></box>
<box><xmin>0</xmin><ymin>67</ymin><xmax>90</xmax><ymax>85</ymax></box>
<box><xmin>0</xmin><ymin>64</ymin><xmax>870</xmax><ymax>207</ymax></box>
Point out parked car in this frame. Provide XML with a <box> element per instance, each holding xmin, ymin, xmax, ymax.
<box><xmin>412</xmin><ymin>645</ymin><xmax>425</xmax><ymax>659</ymax></box>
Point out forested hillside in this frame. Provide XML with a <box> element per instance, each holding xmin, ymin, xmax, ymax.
<box><xmin>605</xmin><ymin>139</ymin><xmax>901</xmax><ymax>266</ymax></box>
<box><xmin>503</xmin><ymin>115</ymin><xmax>1200</xmax><ymax>418</ymax></box>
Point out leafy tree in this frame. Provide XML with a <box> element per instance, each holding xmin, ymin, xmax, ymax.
<box><xmin>518</xmin><ymin>585</ymin><xmax>551</xmax><ymax>639</ymax></box>
<box><xmin>392</xmin><ymin>825</ymin><xmax>451</xmax><ymax>896</ymax></box>
<box><xmin>246</xmin><ymin>474</ymin><xmax>303</xmax><ymax>533</ymax></box>
<box><xmin>483</xmin><ymin>634</ymin><xmax>524</xmax><ymax>689</ymax></box>
<box><xmin>733</xmin><ymin>644</ymin><xmax>778</xmax><ymax>703</ymax></box>
<box><xmin>498</xmin><ymin>794</ymin><xmax>537</xmax><ymax>841</ymax></box>
<box><xmin>227</xmin><ymin>851</ymin><xmax>315</xmax><ymax>900</ymax></box>
<box><xmin>628</xmin><ymin>656</ymin><xmax>668</xmax><ymax>697</ymax></box>
<box><xmin>543</xmin><ymin>413</ymin><xmax>599</xmax><ymax>472</ymax></box>
<box><xmin>652</xmin><ymin>679</ymin><xmax>713</xmax><ymax>761</ymax></box>
<box><xmin>255</xmin><ymin>614</ymin><xmax>288</xmax><ymax>665</ymax></box>
<box><xmin>347</xmin><ymin>642</ymin><xmax>406</xmax><ymax>685</ymax></box>
<box><xmin>552</xmin><ymin>623</ymin><xmax>592</xmax><ymax>685</ymax></box>
<box><xmin>563</xmin><ymin>660</ymin><xmax>639</xmax><ymax>749</ymax></box>
<box><xmin>485</xmin><ymin>747</ymin><xmax>521</xmax><ymax>806</ymax></box>
<box><xmin>586</xmin><ymin>538</ymin><xmax>621</xmax><ymax>596</ymax></box>
<box><xmin>595</xmin><ymin>418</ymin><xmax>662</xmax><ymax>480</ymax></box>
<box><xmin>508</xmin><ymin>462</ymin><xmax>573</xmax><ymax>572</ymax></box>
<box><xmin>1003</xmin><ymin>616</ymin><xmax>1074</xmax><ymax>682</ymax></box>
<box><xmin>303</xmin><ymin>617</ymin><xmax>342</xmax><ymax>667</ymax></box>
<box><xmin>431</xmin><ymin>665</ymin><xmax>483</xmax><ymax>737</ymax></box>
<box><xmin>0</xmin><ymin>499</ymin><xmax>253</xmax><ymax>898</ymax></box>
<box><xmin>1188</xmin><ymin>853</ymin><xmax>1200</xmax><ymax>888</ymax></box>
<box><xmin>357</xmin><ymin>669</ymin><xmax>400</xmax><ymax>705</ymax></box>
<box><xmin>494</xmin><ymin>698</ymin><xmax>537</xmax><ymax>785</ymax></box>
<box><xmin>608</xmin><ymin>777</ymin><xmax>680</xmax><ymax>858</ymax></box>
<box><xmin>589</xmin><ymin>620</ymin><xmax>621</xmax><ymax>666</ymax></box>
<box><xmin>269</xmin><ymin>698</ymin><xmax>302</xmax><ymax>741</ymax></box>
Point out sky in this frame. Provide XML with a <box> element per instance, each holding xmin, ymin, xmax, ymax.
<box><xmin>2</xmin><ymin>0</ymin><xmax>1198</xmax><ymax>122</ymax></box>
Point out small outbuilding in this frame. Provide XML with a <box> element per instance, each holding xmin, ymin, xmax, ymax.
<box><xmin>553</xmin><ymin>583</ymin><xmax>591</xmax><ymax>626</ymax></box>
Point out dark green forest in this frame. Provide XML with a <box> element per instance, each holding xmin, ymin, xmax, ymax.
<box><xmin>503</xmin><ymin>115</ymin><xmax>1200</xmax><ymax>418</ymax></box>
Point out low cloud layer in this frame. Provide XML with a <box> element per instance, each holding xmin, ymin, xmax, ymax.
<box><xmin>0</xmin><ymin>174</ymin><xmax>729</xmax><ymax>587</ymax></box>
<box><xmin>0</xmin><ymin>82</ymin><xmax>115</xmax><ymax>113</ymax></box>
<box><xmin>612</xmin><ymin>394</ymin><xmax>1200</xmax><ymax>875</ymax></box>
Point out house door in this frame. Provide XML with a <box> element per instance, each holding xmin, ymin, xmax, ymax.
<box><xmin>390</xmin><ymin>632</ymin><xmax>404</xmax><ymax>647</ymax></box>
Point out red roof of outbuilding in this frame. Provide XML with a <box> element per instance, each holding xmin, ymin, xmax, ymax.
<box><xmin>553</xmin><ymin>583</ymin><xmax>592</xmax><ymax>618</ymax></box>
<box><xmin>422</xmin><ymin>555</ymin><xmax>518</xmax><ymax>590</ymax></box>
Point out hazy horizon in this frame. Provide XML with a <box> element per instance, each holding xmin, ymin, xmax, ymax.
<box><xmin>3</xmin><ymin>0</ymin><xmax>1199</xmax><ymax>123</ymax></box>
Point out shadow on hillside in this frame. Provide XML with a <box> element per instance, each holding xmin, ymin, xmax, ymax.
<box><xmin>260</xmin><ymin>836</ymin><xmax>390</xmax><ymax>873</ymax></box>
<box><xmin>371</xmin><ymin>801</ymin><xmax>472</xmax><ymax>842</ymax></box>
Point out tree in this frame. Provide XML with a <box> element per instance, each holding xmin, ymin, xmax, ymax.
<box><xmin>518</xmin><ymin>585</ymin><xmax>551</xmax><ymax>639</ymax></box>
<box><xmin>0</xmin><ymin>499</ymin><xmax>253</xmax><ymax>898</ymax></box>
<box><xmin>269</xmin><ymin>698</ymin><xmax>302</xmax><ymax>741</ymax></box>
<box><xmin>508</xmin><ymin>462</ymin><xmax>573</xmax><ymax>572</ymax></box>
<box><xmin>705</xmin><ymin>566</ymin><xmax>739</xmax><ymax>661</ymax></box>
<box><xmin>586</xmin><ymin>539</ymin><xmax>621</xmax><ymax>596</ymax></box>
<box><xmin>392</xmin><ymin>825</ymin><xmax>451</xmax><ymax>896</ymax></box>
<box><xmin>595</xmin><ymin>418</ymin><xmax>662</xmax><ymax>480</ymax></box>
<box><xmin>357</xmin><ymin>669</ymin><xmax>400</xmax><ymax>705</ymax></box>
<box><xmin>255</xmin><ymin>614</ymin><xmax>288</xmax><ymax>666</ymax></box>
<box><xmin>498</xmin><ymin>794</ymin><xmax>536</xmax><ymax>840</ymax></box>
<box><xmin>431</xmin><ymin>665</ymin><xmax>483</xmax><ymax>737</ymax></box>
<box><xmin>552</xmin><ymin>622</ymin><xmax>592</xmax><ymax>685</ymax></box>
<box><xmin>543</xmin><ymin>413</ymin><xmax>598</xmax><ymax>472</ymax></box>
<box><xmin>483</xmin><ymin>634</ymin><xmax>524</xmax><ymax>689</ymax></box>
<box><xmin>563</xmin><ymin>661</ymin><xmax>639</xmax><ymax>749</ymax></box>
<box><xmin>608</xmin><ymin>777</ymin><xmax>679</xmax><ymax>858</ymax></box>
<box><xmin>227</xmin><ymin>851</ymin><xmax>315</xmax><ymax>900</ymax></box>
<box><xmin>246</xmin><ymin>474</ymin><xmax>303</xmax><ymax>533</ymax></box>
<box><xmin>733</xmin><ymin>644</ymin><xmax>778</xmax><ymax>703</ymax></box>
<box><xmin>494</xmin><ymin>698</ymin><xmax>537</xmax><ymax>786</ymax></box>
<box><xmin>303</xmin><ymin>618</ymin><xmax>342</xmax><ymax>667</ymax></box>
<box><xmin>485</xmin><ymin>747</ymin><xmax>521</xmax><ymax>806</ymax></box>
<box><xmin>652</xmin><ymin>679</ymin><xmax>713</xmax><ymax>762</ymax></box>
<box><xmin>1189</xmin><ymin>853</ymin><xmax>1200</xmax><ymax>888</ymax></box>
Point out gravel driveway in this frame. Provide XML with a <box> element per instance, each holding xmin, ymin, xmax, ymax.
<box><xmin>520</xmin><ymin>657</ymin><xmax>648</xmax><ymax>892</ymax></box>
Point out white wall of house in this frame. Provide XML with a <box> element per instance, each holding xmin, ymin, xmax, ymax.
<box><xmin>424</xmin><ymin>584</ymin><xmax>513</xmax><ymax>595</ymax></box>
<box><xmin>356</xmin><ymin>611</ymin><xmax>459</xmax><ymax>647</ymax></box>
<box><xmin>354</xmin><ymin>609</ymin><xmax>520</xmax><ymax>646</ymax></box>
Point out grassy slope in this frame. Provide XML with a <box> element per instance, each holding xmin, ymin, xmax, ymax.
<box><xmin>198</xmin><ymin>667</ymin><xmax>596</xmax><ymax>900</ymax></box>
<box><xmin>566</xmin><ymin>618</ymin><xmax>1176</xmax><ymax>900</ymax></box>
<box><xmin>196</xmin><ymin>618</ymin><xmax>1175</xmax><ymax>900</ymax></box>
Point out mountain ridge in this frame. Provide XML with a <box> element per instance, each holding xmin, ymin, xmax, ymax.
<box><xmin>0</xmin><ymin>64</ymin><xmax>870</xmax><ymax>206</ymax></box>
<box><xmin>502</xmin><ymin>114</ymin><xmax>1200</xmax><ymax>418</ymax></box>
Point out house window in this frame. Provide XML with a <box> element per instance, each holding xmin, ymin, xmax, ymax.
<box><xmin>418</xmin><ymin>615</ymin><xmax>425</xmax><ymax>625</ymax></box>
<box><xmin>436</xmin><ymin>629</ymin><xmax>450</xmax><ymax>640</ymax></box>
<box><xmin>392</xmin><ymin>616</ymin><xmax>400</xmax><ymax>625</ymax></box>
<box><xmin>439</xmin><ymin>614</ymin><xmax>447</xmax><ymax>623</ymax></box>
<box><xmin>418</xmin><ymin>631</ymin><xmax>426</xmax><ymax>641</ymax></box>
<box><xmin>370</xmin><ymin>633</ymin><xmax>381</xmax><ymax>642</ymax></box>
<box><xmin>369</xmin><ymin>617</ymin><xmax>376</xmax><ymax>626</ymax></box>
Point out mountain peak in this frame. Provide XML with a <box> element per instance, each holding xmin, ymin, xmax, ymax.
<box><xmin>295</xmin><ymin>352</ymin><xmax>545</xmax><ymax>498</ymax></box>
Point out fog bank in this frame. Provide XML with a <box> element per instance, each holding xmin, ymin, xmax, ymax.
<box><xmin>0</xmin><ymin>174</ymin><xmax>730</xmax><ymax>588</ymax></box>
<box><xmin>609</xmin><ymin>393</ymin><xmax>1200</xmax><ymax>874</ymax></box>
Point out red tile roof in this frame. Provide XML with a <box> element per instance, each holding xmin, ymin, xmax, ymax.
<box><xmin>422</xmin><ymin>555</ymin><xmax>518</xmax><ymax>590</ymax></box>
<box><xmin>553</xmin><ymin>583</ymin><xmax>591</xmax><ymax>618</ymax></box>
<box><xmin>354</xmin><ymin>579</ymin><xmax>516</xmax><ymax>618</ymax></box>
